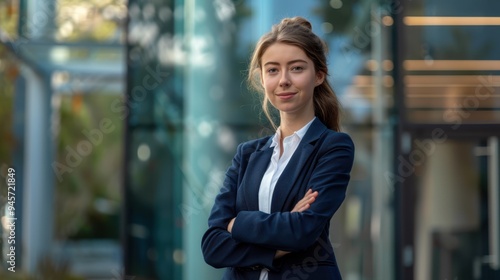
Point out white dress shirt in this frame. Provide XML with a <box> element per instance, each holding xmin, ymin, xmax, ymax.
<box><xmin>258</xmin><ymin>118</ymin><xmax>315</xmax><ymax>280</ymax></box>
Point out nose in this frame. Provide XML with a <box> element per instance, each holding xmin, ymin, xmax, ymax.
<box><xmin>279</xmin><ymin>72</ymin><xmax>290</xmax><ymax>88</ymax></box>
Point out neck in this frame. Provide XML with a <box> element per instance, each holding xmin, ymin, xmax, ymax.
<box><xmin>279</xmin><ymin>112</ymin><xmax>315</xmax><ymax>138</ymax></box>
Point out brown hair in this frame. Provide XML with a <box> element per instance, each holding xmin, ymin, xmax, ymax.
<box><xmin>248</xmin><ymin>16</ymin><xmax>341</xmax><ymax>131</ymax></box>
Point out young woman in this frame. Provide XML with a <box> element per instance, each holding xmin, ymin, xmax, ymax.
<box><xmin>201</xmin><ymin>16</ymin><xmax>355</xmax><ymax>280</ymax></box>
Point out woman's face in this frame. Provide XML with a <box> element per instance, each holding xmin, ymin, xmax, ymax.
<box><xmin>260</xmin><ymin>42</ymin><xmax>324</xmax><ymax>117</ymax></box>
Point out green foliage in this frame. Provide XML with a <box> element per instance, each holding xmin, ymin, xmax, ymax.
<box><xmin>0</xmin><ymin>45</ymin><xmax>17</xmax><ymax>199</ymax></box>
<box><xmin>54</xmin><ymin>93</ymin><xmax>123</xmax><ymax>240</ymax></box>
<box><xmin>56</xmin><ymin>0</ymin><xmax>127</xmax><ymax>42</ymax></box>
<box><xmin>312</xmin><ymin>0</ymin><xmax>361</xmax><ymax>34</ymax></box>
<box><xmin>0</xmin><ymin>0</ymin><xmax>19</xmax><ymax>38</ymax></box>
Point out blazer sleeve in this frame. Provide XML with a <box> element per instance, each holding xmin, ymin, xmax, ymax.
<box><xmin>231</xmin><ymin>132</ymin><xmax>354</xmax><ymax>252</ymax></box>
<box><xmin>201</xmin><ymin>143</ymin><xmax>277</xmax><ymax>269</ymax></box>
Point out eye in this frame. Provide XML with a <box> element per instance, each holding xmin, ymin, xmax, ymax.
<box><xmin>266</xmin><ymin>68</ymin><xmax>278</xmax><ymax>74</ymax></box>
<box><xmin>291</xmin><ymin>66</ymin><xmax>304</xmax><ymax>72</ymax></box>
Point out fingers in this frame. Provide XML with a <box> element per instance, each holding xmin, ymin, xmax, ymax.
<box><xmin>291</xmin><ymin>189</ymin><xmax>318</xmax><ymax>213</ymax></box>
<box><xmin>294</xmin><ymin>203</ymin><xmax>310</xmax><ymax>213</ymax></box>
<box><xmin>303</xmin><ymin>189</ymin><xmax>318</xmax><ymax>204</ymax></box>
<box><xmin>227</xmin><ymin>217</ymin><xmax>236</xmax><ymax>233</ymax></box>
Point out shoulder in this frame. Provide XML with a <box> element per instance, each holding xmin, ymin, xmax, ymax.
<box><xmin>235</xmin><ymin>135</ymin><xmax>272</xmax><ymax>155</ymax></box>
<box><xmin>313</xmin><ymin>129</ymin><xmax>355</xmax><ymax>161</ymax></box>
<box><xmin>314</xmin><ymin>130</ymin><xmax>355</xmax><ymax>172</ymax></box>
<box><xmin>307</xmin><ymin>119</ymin><xmax>354</xmax><ymax>149</ymax></box>
<box><xmin>322</xmin><ymin>130</ymin><xmax>354</xmax><ymax>148</ymax></box>
<box><xmin>306</xmin><ymin>118</ymin><xmax>353</xmax><ymax>146</ymax></box>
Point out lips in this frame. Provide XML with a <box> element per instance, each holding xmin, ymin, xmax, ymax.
<box><xmin>276</xmin><ymin>92</ymin><xmax>296</xmax><ymax>100</ymax></box>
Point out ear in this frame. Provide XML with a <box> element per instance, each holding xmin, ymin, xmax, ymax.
<box><xmin>315</xmin><ymin>71</ymin><xmax>325</xmax><ymax>86</ymax></box>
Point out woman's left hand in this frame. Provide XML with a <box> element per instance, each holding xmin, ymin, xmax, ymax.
<box><xmin>291</xmin><ymin>189</ymin><xmax>318</xmax><ymax>213</ymax></box>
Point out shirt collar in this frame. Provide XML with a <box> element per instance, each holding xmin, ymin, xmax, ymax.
<box><xmin>270</xmin><ymin>117</ymin><xmax>316</xmax><ymax>148</ymax></box>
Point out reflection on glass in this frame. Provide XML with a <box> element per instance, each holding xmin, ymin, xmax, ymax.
<box><xmin>137</xmin><ymin>143</ymin><xmax>151</xmax><ymax>162</ymax></box>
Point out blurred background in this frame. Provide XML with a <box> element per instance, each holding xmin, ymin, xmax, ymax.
<box><xmin>0</xmin><ymin>0</ymin><xmax>499</xmax><ymax>279</ymax></box>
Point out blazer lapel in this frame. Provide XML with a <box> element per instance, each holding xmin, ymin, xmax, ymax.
<box><xmin>242</xmin><ymin>139</ymin><xmax>273</xmax><ymax>211</ymax></box>
<box><xmin>270</xmin><ymin>119</ymin><xmax>327</xmax><ymax>212</ymax></box>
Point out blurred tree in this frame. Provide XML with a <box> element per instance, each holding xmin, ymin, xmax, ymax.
<box><xmin>54</xmin><ymin>93</ymin><xmax>123</xmax><ymax>240</ymax></box>
<box><xmin>312</xmin><ymin>0</ymin><xmax>394</xmax><ymax>53</ymax></box>
<box><xmin>312</xmin><ymin>0</ymin><xmax>361</xmax><ymax>34</ymax></box>
<box><xmin>0</xmin><ymin>0</ymin><xmax>19</xmax><ymax>38</ymax></box>
<box><xmin>56</xmin><ymin>0</ymin><xmax>127</xmax><ymax>42</ymax></box>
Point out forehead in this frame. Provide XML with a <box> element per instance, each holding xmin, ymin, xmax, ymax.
<box><xmin>261</xmin><ymin>43</ymin><xmax>310</xmax><ymax>64</ymax></box>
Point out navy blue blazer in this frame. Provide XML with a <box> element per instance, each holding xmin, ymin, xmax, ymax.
<box><xmin>201</xmin><ymin>118</ymin><xmax>355</xmax><ymax>280</ymax></box>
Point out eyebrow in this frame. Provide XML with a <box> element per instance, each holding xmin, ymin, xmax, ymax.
<box><xmin>263</xmin><ymin>59</ymin><xmax>308</xmax><ymax>67</ymax></box>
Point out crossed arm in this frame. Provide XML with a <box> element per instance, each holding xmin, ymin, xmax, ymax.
<box><xmin>202</xmin><ymin>186</ymin><xmax>320</xmax><ymax>269</ymax></box>
<box><xmin>227</xmin><ymin>189</ymin><xmax>319</xmax><ymax>258</ymax></box>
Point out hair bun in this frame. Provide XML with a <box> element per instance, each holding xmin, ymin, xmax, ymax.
<box><xmin>279</xmin><ymin>16</ymin><xmax>312</xmax><ymax>31</ymax></box>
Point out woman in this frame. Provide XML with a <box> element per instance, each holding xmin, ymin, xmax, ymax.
<box><xmin>201</xmin><ymin>16</ymin><xmax>354</xmax><ymax>280</ymax></box>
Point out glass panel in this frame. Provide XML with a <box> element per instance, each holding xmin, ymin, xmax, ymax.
<box><xmin>412</xmin><ymin>139</ymin><xmax>496</xmax><ymax>280</ymax></box>
<box><xmin>332</xmin><ymin>125</ymin><xmax>394</xmax><ymax>280</ymax></box>
<box><xmin>126</xmin><ymin>127</ymin><xmax>183</xmax><ymax>279</ymax></box>
<box><xmin>124</xmin><ymin>0</ymin><xmax>184</xmax><ymax>278</ymax></box>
